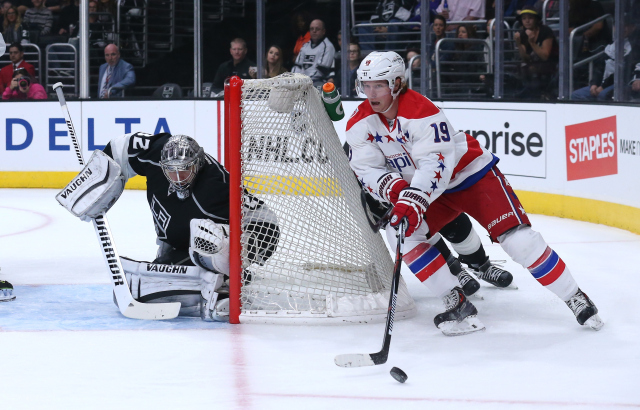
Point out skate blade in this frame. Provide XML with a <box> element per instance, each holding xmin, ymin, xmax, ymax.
<box><xmin>585</xmin><ymin>314</ymin><xmax>604</xmax><ymax>331</ymax></box>
<box><xmin>0</xmin><ymin>295</ymin><xmax>16</xmax><ymax>302</ymax></box>
<box><xmin>469</xmin><ymin>292</ymin><xmax>484</xmax><ymax>301</ymax></box>
<box><xmin>496</xmin><ymin>283</ymin><xmax>519</xmax><ymax>290</ymax></box>
<box><xmin>438</xmin><ymin>316</ymin><xmax>486</xmax><ymax>336</ymax></box>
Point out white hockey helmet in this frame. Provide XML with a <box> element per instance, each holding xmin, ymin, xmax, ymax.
<box><xmin>356</xmin><ymin>51</ymin><xmax>406</xmax><ymax>99</ymax></box>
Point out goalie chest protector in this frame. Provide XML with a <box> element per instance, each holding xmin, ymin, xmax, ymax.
<box><xmin>104</xmin><ymin>132</ymin><xmax>231</xmax><ymax>251</ymax></box>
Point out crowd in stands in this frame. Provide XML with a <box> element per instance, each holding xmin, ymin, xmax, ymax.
<box><xmin>1</xmin><ymin>0</ymin><xmax>639</xmax><ymax>102</ymax></box>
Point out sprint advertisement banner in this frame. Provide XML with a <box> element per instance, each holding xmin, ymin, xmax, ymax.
<box><xmin>0</xmin><ymin>99</ymin><xmax>639</xmax><ymax>209</ymax></box>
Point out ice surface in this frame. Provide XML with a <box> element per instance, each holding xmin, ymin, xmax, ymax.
<box><xmin>1</xmin><ymin>188</ymin><xmax>639</xmax><ymax>409</ymax></box>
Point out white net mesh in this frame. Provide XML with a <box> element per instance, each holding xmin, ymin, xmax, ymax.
<box><xmin>237</xmin><ymin>73</ymin><xmax>415</xmax><ymax>324</ymax></box>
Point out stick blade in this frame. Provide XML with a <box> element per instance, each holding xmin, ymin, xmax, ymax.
<box><xmin>334</xmin><ymin>353</ymin><xmax>376</xmax><ymax>368</ymax></box>
<box><xmin>115</xmin><ymin>289</ymin><xmax>181</xmax><ymax>320</ymax></box>
<box><xmin>122</xmin><ymin>299</ymin><xmax>181</xmax><ymax>320</ymax></box>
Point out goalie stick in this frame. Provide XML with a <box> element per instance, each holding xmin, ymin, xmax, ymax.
<box><xmin>52</xmin><ymin>82</ymin><xmax>180</xmax><ymax>320</ymax></box>
<box><xmin>334</xmin><ymin>218</ymin><xmax>407</xmax><ymax>368</ymax></box>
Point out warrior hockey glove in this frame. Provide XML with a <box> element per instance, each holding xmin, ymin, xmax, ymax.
<box><xmin>390</xmin><ymin>187</ymin><xmax>429</xmax><ymax>237</ymax></box>
<box><xmin>377</xmin><ymin>173</ymin><xmax>409</xmax><ymax>205</ymax></box>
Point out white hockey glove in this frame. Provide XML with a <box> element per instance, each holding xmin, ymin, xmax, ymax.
<box><xmin>188</xmin><ymin>219</ymin><xmax>230</xmax><ymax>274</ymax></box>
<box><xmin>55</xmin><ymin>150</ymin><xmax>126</xmax><ymax>222</ymax></box>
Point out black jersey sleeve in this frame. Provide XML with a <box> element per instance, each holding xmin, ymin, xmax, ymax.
<box><xmin>102</xmin><ymin>132</ymin><xmax>172</xmax><ymax>179</ymax></box>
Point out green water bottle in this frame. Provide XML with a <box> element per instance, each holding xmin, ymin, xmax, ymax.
<box><xmin>322</xmin><ymin>82</ymin><xmax>345</xmax><ymax>121</ymax></box>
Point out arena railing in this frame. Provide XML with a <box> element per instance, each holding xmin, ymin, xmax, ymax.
<box><xmin>569</xmin><ymin>14</ymin><xmax>614</xmax><ymax>94</ymax></box>
<box><xmin>435</xmin><ymin>38</ymin><xmax>491</xmax><ymax>99</ymax></box>
<box><xmin>45</xmin><ymin>43</ymin><xmax>78</xmax><ymax>97</ymax></box>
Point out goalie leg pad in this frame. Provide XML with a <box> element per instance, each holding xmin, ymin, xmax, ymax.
<box><xmin>55</xmin><ymin>150</ymin><xmax>126</xmax><ymax>221</ymax></box>
<box><xmin>120</xmin><ymin>256</ymin><xmax>225</xmax><ymax>319</ymax></box>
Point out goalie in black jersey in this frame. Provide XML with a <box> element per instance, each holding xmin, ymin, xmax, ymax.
<box><xmin>59</xmin><ymin>132</ymin><xmax>279</xmax><ymax>321</ymax></box>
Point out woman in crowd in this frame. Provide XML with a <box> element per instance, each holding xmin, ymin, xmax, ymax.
<box><xmin>250</xmin><ymin>45</ymin><xmax>287</xmax><ymax>79</ymax></box>
<box><xmin>514</xmin><ymin>7</ymin><xmax>558</xmax><ymax>99</ymax></box>
<box><xmin>2</xmin><ymin>6</ymin><xmax>24</xmax><ymax>44</ymax></box>
<box><xmin>2</xmin><ymin>68</ymin><xmax>47</xmax><ymax>100</ymax></box>
<box><xmin>446</xmin><ymin>24</ymin><xmax>485</xmax><ymax>84</ymax></box>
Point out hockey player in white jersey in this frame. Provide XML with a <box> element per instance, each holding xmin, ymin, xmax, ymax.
<box><xmin>346</xmin><ymin>51</ymin><xmax>603</xmax><ymax>334</ymax></box>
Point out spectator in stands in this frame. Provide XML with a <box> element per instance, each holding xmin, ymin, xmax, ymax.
<box><xmin>404</xmin><ymin>46</ymin><xmax>421</xmax><ymax>88</ymax></box>
<box><xmin>0</xmin><ymin>42</ymin><xmax>36</xmax><ymax>93</ymax></box>
<box><xmin>291</xmin><ymin>11</ymin><xmax>310</xmax><ymax>65</ymax></box>
<box><xmin>338</xmin><ymin>41</ymin><xmax>361</xmax><ymax>95</ymax></box>
<box><xmin>96</xmin><ymin>0</ymin><xmax>114</xmax><ymax>23</ymax></box>
<box><xmin>436</xmin><ymin>0</ymin><xmax>485</xmax><ymax>29</ymax></box>
<box><xmin>631</xmin><ymin>61</ymin><xmax>640</xmax><ymax>101</ymax></box>
<box><xmin>514</xmin><ymin>7</ymin><xmax>558</xmax><ymax>99</ymax></box>
<box><xmin>98</xmin><ymin>43</ymin><xmax>135</xmax><ymax>98</ymax></box>
<box><xmin>2</xmin><ymin>6</ymin><xmax>25</xmax><ymax>43</ymax></box>
<box><xmin>358</xmin><ymin>0</ymin><xmax>416</xmax><ymax>54</ymax></box>
<box><xmin>249</xmin><ymin>45</ymin><xmax>287</xmax><ymax>79</ymax></box>
<box><xmin>57</xmin><ymin>0</ymin><xmax>77</xmax><ymax>37</ymax></box>
<box><xmin>569</xmin><ymin>0</ymin><xmax>609</xmax><ymax>56</ymax></box>
<box><xmin>430</xmin><ymin>14</ymin><xmax>453</xmax><ymax>67</ymax></box>
<box><xmin>292</xmin><ymin>19</ymin><xmax>335</xmax><ymax>87</ymax></box>
<box><xmin>23</xmin><ymin>0</ymin><xmax>53</xmax><ymax>36</ymax></box>
<box><xmin>2</xmin><ymin>67</ymin><xmax>46</xmax><ymax>99</ymax></box>
<box><xmin>1</xmin><ymin>1</ymin><xmax>13</xmax><ymax>18</ymax></box>
<box><xmin>446</xmin><ymin>24</ymin><xmax>484</xmax><ymax>84</ymax></box>
<box><xmin>571</xmin><ymin>19</ymin><xmax>636</xmax><ymax>101</ymax></box>
<box><xmin>212</xmin><ymin>38</ymin><xmax>255</xmax><ymax>91</ymax></box>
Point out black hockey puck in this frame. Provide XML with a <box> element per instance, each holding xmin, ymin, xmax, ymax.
<box><xmin>390</xmin><ymin>367</ymin><xmax>408</xmax><ymax>383</ymax></box>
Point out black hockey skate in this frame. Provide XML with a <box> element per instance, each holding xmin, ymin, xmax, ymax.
<box><xmin>434</xmin><ymin>287</ymin><xmax>485</xmax><ymax>336</ymax></box>
<box><xmin>467</xmin><ymin>258</ymin><xmax>515</xmax><ymax>288</ymax></box>
<box><xmin>446</xmin><ymin>255</ymin><xmax>480</xmax><ymax>296</ymax></box>
<box><xmin>0</xmin><ymin>279</ymin><xmax>16</xmax><ymax>302</ymax></box>
<box><xmin>566</xmin><ymin>288</ymin><xmax>604</xmax><ymax>330</ymax></box>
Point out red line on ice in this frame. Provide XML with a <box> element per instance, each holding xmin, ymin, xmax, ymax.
<box><xmin>0</xmin><ymin>206</ymin><xmax>52</xmax><ymax>238</ymax></box>
<box><xmin>251</xmin><ymin>392</ymin><xmax>640</xmax><ymax>408</ymax></box>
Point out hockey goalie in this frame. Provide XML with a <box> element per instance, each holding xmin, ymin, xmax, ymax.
<box><xmin>57</xmin><ymin>133</ymin><xmax>279</xmax><ymax>321</ymax></box>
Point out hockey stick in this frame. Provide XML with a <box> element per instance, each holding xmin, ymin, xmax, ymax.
<box><xmin>52</xmin><ymin>83</ymin><xmax>180</xmax><ymax>320</ymax></box>
<box><xmin>334</xmin><ymin>218</ymin><xmax>407</xmax><ymax>367</ymax></box>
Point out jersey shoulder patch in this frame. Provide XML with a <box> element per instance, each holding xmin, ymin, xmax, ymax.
<box><xmin>397</xmin><ymin>89</ymin><xmax>440</xmax><ymax>120</ymax></box>
<box><xmin>346</xmin><ymin>100</ymin><xmax>376</xmax><ymax>131</ymax></box>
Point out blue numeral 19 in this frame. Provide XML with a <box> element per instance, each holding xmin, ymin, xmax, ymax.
<box><xmin>430</xmin><ymin>122</ymin><xmax>451</xmax><ymax>143</ymax></box>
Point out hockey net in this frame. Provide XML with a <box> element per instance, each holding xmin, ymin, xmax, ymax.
<box><xmin>226</xmin><ymin>73</ymin><xmax>416</xmax><ymax>324</ymax></box>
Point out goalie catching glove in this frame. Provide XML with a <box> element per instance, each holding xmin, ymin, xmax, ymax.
<box><xmin>55</xmin><ymin>150</ymin><xmax>126</xmax><ymax>221</ymax></box>
<box><xmin>377</xmin><ymin>172</ymin><xmax>409</xmax><ymax>204</ymax></box>
<box><xmin>390</xmin><ymin>187</ymin><xmax>429</xmax><ymax>237</ymax></box>
<box><xmin>189</xmin><ymin>219</ymin><xmax>230</xmax><ymax>274</ymax></box>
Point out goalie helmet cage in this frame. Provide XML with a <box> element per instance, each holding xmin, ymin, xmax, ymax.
<box><xmin>225</xmin><ymin>73</ymin><xmax>416</xmax><ymax>324</ymax></box>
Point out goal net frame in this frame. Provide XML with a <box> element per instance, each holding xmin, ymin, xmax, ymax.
<box><xmin>224</xmin><ymin>74</ymin><xmax>416</xmax><ymax>325</ymax></box>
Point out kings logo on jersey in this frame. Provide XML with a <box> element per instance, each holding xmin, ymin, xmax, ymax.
<box><xmin>151</xmin><ymin>195</ymin><xmax>171</xmax><ymax>239</ymax></box>
<box><xmin>565</xmin><ymin>116</ymin><xmax>617</xmax><ymax>181</ymax></box>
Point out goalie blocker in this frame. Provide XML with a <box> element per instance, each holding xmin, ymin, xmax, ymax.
<box><xmin>57</xmin><ymin>132</ymin><xmax>280</xmax><ymax>320</ymax></box>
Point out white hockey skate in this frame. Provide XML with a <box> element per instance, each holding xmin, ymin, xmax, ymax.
<box><xmin>434</xmin><ymin>287</ymin><xmax>485</xmax><ymax>336</ymax></box>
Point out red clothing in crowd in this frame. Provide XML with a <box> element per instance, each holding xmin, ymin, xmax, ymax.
<box><xmin>293</xmin><ymin>31</ymin><xmax>311</xmax><ymax>59</ymax></box>
<box><xmin>0</xmin><ymin>61</ymin><xmax>36</xmax><ymax>94</ymax></box>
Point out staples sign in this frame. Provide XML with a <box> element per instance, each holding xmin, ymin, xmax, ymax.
<box><xmin>565</xmin><ymin>116</ymin><xmax>617</xmax><ymax>181</ymax></box>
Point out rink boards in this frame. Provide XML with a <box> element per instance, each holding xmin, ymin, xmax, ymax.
<box><xmin>0</xmin><ymin>99</ymin><xmax>639</xmax><ymax>234</ymax></box>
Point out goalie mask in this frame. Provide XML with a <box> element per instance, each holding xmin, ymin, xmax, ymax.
<box><xmin>356</xmin><ymin>51</ymin><xmax>406</xmax><ymax>100</ymax></box>
<box><xmin>160</xmin><ymin>135</ymin><xmax>204</xmax><ymax>200</ymax></box>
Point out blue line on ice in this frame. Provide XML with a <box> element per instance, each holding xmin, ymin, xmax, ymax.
<box><xmin>1</xmin><ymin>285</ymin><xmax>229</xmax><ymax>331</ymax></box>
